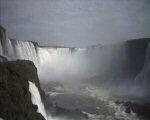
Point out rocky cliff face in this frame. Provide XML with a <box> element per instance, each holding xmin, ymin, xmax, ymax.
<box><xmin>0</xmin><ymin>60</ymin><xmax>45</xmax><ymax>120</ymax></box>
<box><xmin>0</xmin><ymin>56</ymin><xmax>7</xmax><ymax>62</ymax></box>
<box><xmin>86</xmin><ymin>39</ymin><xmax>150</xmax><ymax>86</ymax></box>
<box><xmin>105</xmin><ymin>38</ymin><xmax>150</xmax><ymax>81</ymax></box>
<box><xmin>125</xmin><ymin>38</ymin><xmax>150</xmax><ymax>78</ymax></box>
<box><xmin>4</xmin><ymin>60</ymin><xmax>47</xmax><ymax>104</ymax></box>
<box><xmin>0</xmin><ymin>26</ymin><xmax>6</xmax><ymax>55</ymax></box>
<box><xmin>135</xmin><ymin>42</ymin><xmax>150</xmax><ymax>90</ymax></box>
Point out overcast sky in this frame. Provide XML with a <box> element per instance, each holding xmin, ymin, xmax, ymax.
<box><xmin>0</xmin><ymin>0</ymin><xmax>150</xmax><ymax>47</ymax></box>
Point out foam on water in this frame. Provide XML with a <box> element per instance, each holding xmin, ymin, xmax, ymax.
<box><xmin>83</xmin><ymin>86</ymin><xmax>139</xmax><ymax>120</ymax></box>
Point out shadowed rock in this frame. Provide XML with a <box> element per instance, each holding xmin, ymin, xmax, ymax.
<box><xmin>0</xmin><ymin>60</ymin><xmax>45</xmax><ymax>120</ymax></box>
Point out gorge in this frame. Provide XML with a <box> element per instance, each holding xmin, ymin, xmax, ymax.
<box><xmin>0</xmin><ymin>25</ymin><xmax>150</xmax><ymax>120</ymax></box>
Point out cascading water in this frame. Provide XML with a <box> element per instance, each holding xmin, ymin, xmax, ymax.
<box><xmin>0</xmin><ymin>38</ymin><xmax>98</xmax><ymax>82</ymax></box>
<box><xmin>1</xmin><ymin>37</ymin><xmax>150</xmax><ymax>89</ymax></box>
<box><xmin>0</xmin><ymin>37</ymin><xmax>145</xmax><ymax>85</ymax></box>
<box><xmin>29</xmin><ymin>81</ymin><xmax>47</xmax><ymax>120</ymax></box>
<box><xmin>0</xmin><ymin>38</ymin><xmax>39</xmax><ymax>65</ymax></box>
<box><xmin>28</xmin><ymin>81</ymin><xmax>62</xmax><ymax>120</ymax></box>
<box><xmin>37</xmin><ymin>46</ymin><xmax>91</xmax><ymax>81</ymax></box>
<box><xmin>1</xmin><ymin>27</ymin><xmax>150</xmax><ymax>120</ymax></box>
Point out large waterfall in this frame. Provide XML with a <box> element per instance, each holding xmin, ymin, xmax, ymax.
<box><xmin>0</xmin><ymin>28</ymin><xmax>127</xmax><ymax>83</ymax></box>
<box><xmin>0</xmin><ymin>37</ymin><xmax>103</xmax><ymax>82</ymax></box>
<box><xmin>1</xmin><ymin>28</ymin><xmax>150</xmax><ymax>96</ymax></box>
<box><xmin>0</xmin><ymin>37</ymin><xmax>143</xmax><ymax>82</ymax></box>
<box><xmin>1</xmin><ymin>36</ymin><xmax>150</xmax><ymax>83</ymax></box>
<box><xmin>29</xmin><ymin>81</ymin><xmax>48</xmax><ymax>120</ymax></box>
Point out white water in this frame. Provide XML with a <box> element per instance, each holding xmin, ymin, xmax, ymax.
<box><xmin>0</xmin><ymin>37</ymin><xmax>127</xmax><ymax>82</ymax></box>
<box><xmin>29</xmin><ymin>81</ymin><xmax>48</xmax><ymax>120</ymax></box>
<box><xmin>0</xmin><ymin>38</ymin><xmax>127</xmax><ymax>83</ymax></box>
<box><xmin>0</xmin><ymin>38</ymin><xmax>101</xmax><ymax>82</ymax></box>
<box><xmin>83</xmin><ymin>86</ymin><xmax>139</xmax><ymax>120</ymax></box>
<box><xmin>7</xmin><ymin>39</ymin><xmax>39</xmax><ymax>64</ymax></box>
<box><xmin>0</xmin><ymin>34</ymin><xmax>149</xmax><ymax>120</ymax></box>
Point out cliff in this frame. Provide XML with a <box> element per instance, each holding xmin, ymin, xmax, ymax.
<box><xmin>4</xmin><ymin>60</ymin><xmax>47</xmax><ymax>103</ymax></box>
<box><xmin>0</xmin><ymin>25</ymin><xmax>6</xmax><ymax>55</ymax></box>
<box><xmin>135</xmin><ymin>42</ymin><xmax>150</xmax><ymax>90</ymax></box>
<box><xmin>106</xmin><ymin>38</ymin><xmax>150</xmax><ymax>80</ymax></box>
<box><xmin>0</xmin><ymin>60</ymin><xmax>45</xmax><ymax>120</ymax></box>
<box><xmin>0</xmin><ymin>56</ymin><xmax>7</xmax><ymax>62</ymax></box>
<box><xmin>125</xmin><ymin>38</ymin><xmax>150</xmax><ymax>78</ymax></box>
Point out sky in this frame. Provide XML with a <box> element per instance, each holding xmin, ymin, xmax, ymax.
<box><xmin>0</xmin><ymin>0</ymin><xmax>150</xmax><ymax>47</ymax></box>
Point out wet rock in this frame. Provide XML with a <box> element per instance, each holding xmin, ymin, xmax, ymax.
<box><xmin>3</xmin><ymin>60</ymin><xmax>48</xmax><ymax>107</ymax></box>
<box><xmin>123</xmin><ymin>101</ymin><xmax>150</xmax><ymax>119</ymax></box>
<box><xmin>0</xmin><ymin>56</ymin><xmax>7</xmax><ymax>62</ymax></box>
<box><xmin>0</xmin><ymin>60</ymin><xmax>45</xmax><ymax>120</ymax></box>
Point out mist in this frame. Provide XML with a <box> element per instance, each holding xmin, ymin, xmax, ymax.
<box><xmin>1</xmin><ymin>0</ymin><xmax>150</xmax><ymax>119</ymax></box>
<box><xmin>37</xmin><ymin>42</ymin><xmax>150</xmax><ymax>98</ymax></box>
<box><xmin>38</xmin><ymin>46</ymin><xmax>102</xmax><ymax>82</ymax></box>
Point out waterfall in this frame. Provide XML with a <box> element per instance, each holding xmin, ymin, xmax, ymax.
<box><xmin>0</xmin><ymin>38</ymin><xmax>93</xmax><ymax>81</ymax></box>
<box><xmin>0</xmin><ymin>38</ymin><xmax>128</xmax><ymax>83</ymax></box>
<box><xmin>0</xmin><ymin>38</ymin><xmax>84</xmax><ymax>66</ymax></box>
<box><xmin>29</xmin><ymin>81</ymin><xmax>47</xmax><ymax>120</ymax></box>
<box><xmin>135</xmin><ymin>43</ymin><xmax>150</xmax><ymax>87</ymax></box>
<box><xmin>6</xmin><ymin>39</ymin><xmax>39</xmax><ymax>64</ymax></box>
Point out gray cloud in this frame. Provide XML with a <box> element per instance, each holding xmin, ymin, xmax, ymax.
<box><xmin>0</xmin><ymin>0</ymin><xmax>150</xmax><ymax>47</ymax></box>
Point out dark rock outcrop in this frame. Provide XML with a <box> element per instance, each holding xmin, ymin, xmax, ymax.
<box><xmin>135</xmin><ymin>42</ymin><xmax>150</xmax><ymax>89</ymax></box>
<box><xmin>115</xmin><ymin>100</ymin><xmax>150</xmax><ymax>119</ymax></box>
<box><xmin>0</xmin><ymin>25</ymin><xmax>6</xmax><ymax>40</ymax></box>
<box><xmin>0</xmin><ymin>60</ymin><xmax>45</xmax><ymax>120</ymax></box>
<box><xmin>123</xmin><ymin>101</ymin><xmax>150</xmax><ymax>119</ymax></box>
<box><xmin>125</xmin><ymin>38</ymin><xmax>150</xmax><ymax>78</ymax></box>
<box><xmin>0</xmin><ymin>56</ymin><xmax>7</xmax><ymax>62</ymax></box>
<box><xmin>0</xmin><ymin>26</ymin><xmax>6</xmax><ymax>55</ymax></box>
<box><xmin>4</xmin><ymin>60</ymin><xmax>47</xmax><ymax>103</ymax></box>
